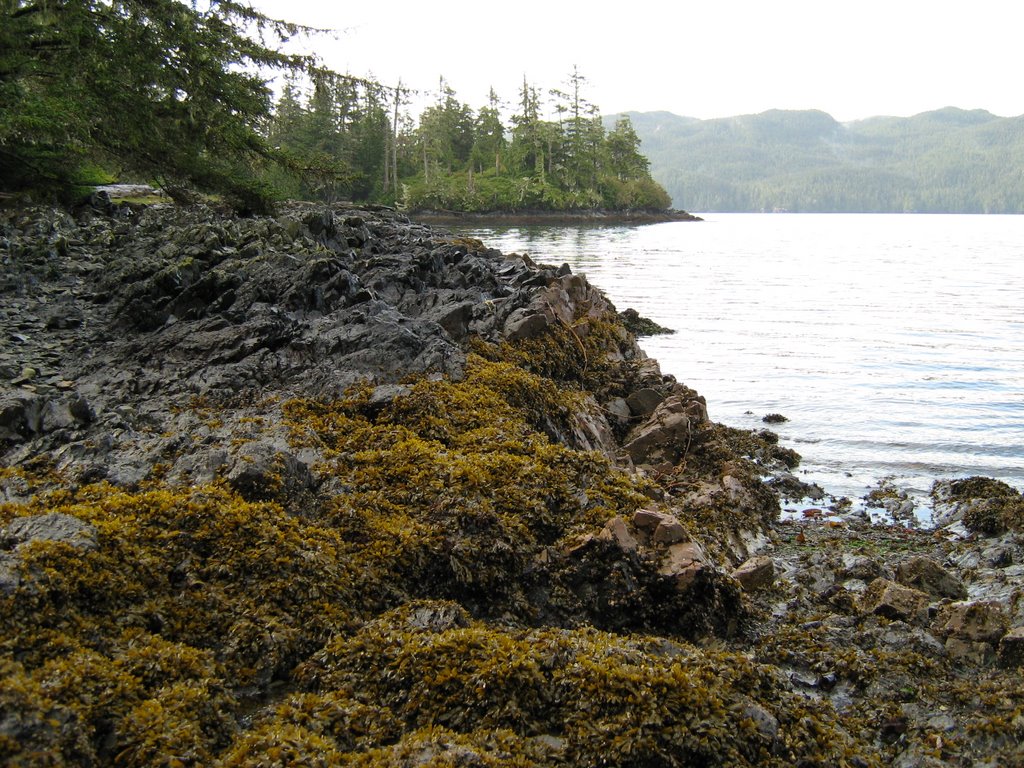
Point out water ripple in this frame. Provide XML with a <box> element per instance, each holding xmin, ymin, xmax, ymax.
<box><xmin>462</xmin><ymin>214</ymin><xmax>1024</xmax><ymax>504</ymax></box>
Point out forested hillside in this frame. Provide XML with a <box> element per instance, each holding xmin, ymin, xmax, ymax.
<box><xmin>618</xmin><ymin>108</ymin><xmax>1024</xmax><ymax>213</ymax></box>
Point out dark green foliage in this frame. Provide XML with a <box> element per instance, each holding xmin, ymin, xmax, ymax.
<box><xmin>0</xmin><ymin>0</ymin><xmax>309</xmax><ymax>211</ymax></box>
<box><xmin>399</xmin><ymin>74</ymin><xmax>672</xmax><ymax>212</ymax></box>
<box><xmin>265</xmin><ymin>71</ymin><xmax>397</xmax><ymax>203</ymax></box>
<box><xmin>3</xmin><ymin>8</ymin><xmax>665</xmax><ymax>216</ymax></box>
<box><xmin>265</xmin><ymin>70</ymin><xmax>670</xmax><ymax>212</ymax></box>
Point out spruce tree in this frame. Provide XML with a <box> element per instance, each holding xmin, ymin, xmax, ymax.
<box><xmin>0</xmin><ymin>0</ymin><xmax>313</xmax><ymax>212</ymax></box>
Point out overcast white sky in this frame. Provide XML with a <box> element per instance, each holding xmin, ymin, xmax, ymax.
<box><xmin>248</xmin><ymin>0</ymin><xmax>1023</xmax><ymax>123</ymax></box>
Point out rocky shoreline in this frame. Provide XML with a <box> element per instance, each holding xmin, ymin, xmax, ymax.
<box><xmin>410</xmin><ymin>207</ymin><xmax>703</xmax><ymax>226</ymax></box>
<box><xmin>1</xmin><ymin>199</ymin><xmax>1023</xmax><ymax>766</ymax></box>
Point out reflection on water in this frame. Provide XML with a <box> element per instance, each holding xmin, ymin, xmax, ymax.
<box><xmin>457</xmin><ymin>214</ymin><xmax>1024</xmax><ymax>522</ymax></box>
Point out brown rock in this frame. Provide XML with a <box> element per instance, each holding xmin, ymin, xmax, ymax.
<box><xmin>997</xmin><ymin>626</ymin><xmax>1024</xmax><ymax>667</ymax></box>
<box><xmin>598</xmin><ymin>517</ymin><xmax>637</xmax><ymax>552</ymax></box>
<box><xmin>631</xmin><ymin>508</ymin><xmax>687</xmax><ymax>546</ymax></box>
<box><xmin>622</xmin><ymin>394</ymin><xmax>708</xmax><ymax>466</ymax></box>
<box><xmin>931</xmin><ymin>601</ymin><xmax>1009</xmax><ymax>644</ymax></box>
<box><xmin>652</xmin><ymin>518</ymin><xmax>687</xmax><ymax>545</ymax></box>
<box><xmin>658</xmin><ymin>541</ymin><xmax>707</xmax><ymax>592</ymax></box>
<box><xmin>732</xmin><ymin>555</ymin><xmax>776</xmax><ymax>591</ymax></box>
<box><xmin>944</xmin><ymin>637</ymin><xmax>995</xmax><ymax>665</ymax></box>
<box><xmin>895</xmin><ymin>556</ymin><xmax>967</xmax><ymax>600</ymax></box>
<box><xmin>662</xmin><ymin>541</ymin><xmax>706</xmax><ymax>568</ymax></box>
<box><xmin>503</xmin><ymin>310</ymin><xmax>549</xmax><ymax>341</ymax></box>
<box><xmin>632</xmin><ymin>508</ymin><xmax>672</xmax><ymax>532</ymax></box>
<box><xmin>625</xmin><ymin>388</ymin><xmax>664</xmax><ymax>417</ymax></box>
<box><xmin>861</xmin><ymin>578</ymin><xmax>930</xmax><ymax>624</ymax></box>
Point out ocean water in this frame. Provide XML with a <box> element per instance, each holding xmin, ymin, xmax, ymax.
<box><xmin>458</xmin><ymin>214</ymin><xmax>1024</xmax><ymax>523</ymax></box>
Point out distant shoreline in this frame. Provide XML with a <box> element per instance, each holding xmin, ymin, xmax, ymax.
<box><xmin>409</xmin><ymin>208</ymin><xmax>702</xmax><ymax>226</ymax></box>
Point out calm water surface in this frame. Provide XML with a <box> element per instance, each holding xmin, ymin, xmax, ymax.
<box><xmin>460</xmin><ymin>214</ymin><xmax>1024</xmax><ymax>522</ymax></box>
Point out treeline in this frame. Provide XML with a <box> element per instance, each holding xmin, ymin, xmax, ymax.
<box><xmin>622</xmin><ymin>108</ymin><xmax>1024</xmax><ymax>213</ymax></box>
<box><xmin>265</xmin><ymin>69</ymin><xmax>671</xmax><ymax>212</ymax></box>
<box><xmin>0</xmin><ymin>1</ymin><xmax>667</xmax><ymax>214</ymax></box>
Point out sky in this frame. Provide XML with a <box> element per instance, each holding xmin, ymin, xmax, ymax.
<box><xmin>248</xmin><ymin>0</ymin><xmax>1024</xmax><ymax>123</ymax></box>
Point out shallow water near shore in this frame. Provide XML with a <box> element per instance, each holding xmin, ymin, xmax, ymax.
<box><xmin>458</xmin><ymin>213</ymin><xmax>1024</xmax><ymax>524</ymax></box>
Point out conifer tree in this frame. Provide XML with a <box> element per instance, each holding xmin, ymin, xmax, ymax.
<box><xmin>0</xmin><ymin>0</ymin><xmax>313</xmax><ymax>211</ymax></box>
<box><xmin>471</xmin><ymin>88</ymin><xmax>506</xmax><ymax>175</ymax></box>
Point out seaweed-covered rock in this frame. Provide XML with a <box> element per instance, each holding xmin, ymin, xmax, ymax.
<box><xmin>289</xmin><ymin>601</ymin><xmax>875</xmax><ymax>767</ymax></box>
<box><xmin>931</xmin><ymin>476</ymin><xmax>1024</xmax><ymax>534</ymax></box>
<box><xmin>0</xmin><ymin>203</ymin><xmax>848</xmax><ymax>766</ymax></box>
<box><xmin>618</xmin><ymin>307</ymin><xmax>675</xmax><ymax>337</ymax></box>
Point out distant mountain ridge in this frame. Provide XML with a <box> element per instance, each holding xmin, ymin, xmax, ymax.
<box><xmin>610</xmin><ymin>108</ymin><xmax>1024</xmax><ymax>213</ymax></box>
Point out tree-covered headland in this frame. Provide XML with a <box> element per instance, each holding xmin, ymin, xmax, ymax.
<box><xmin>0</xmin><ymin>0</ymin><xmax>670</xmax><ymax>213</ymax></box>
<box><xmin>250</xmin><ymin>68</ymin><xmax>671</xmax><ymax>213</ymax></box>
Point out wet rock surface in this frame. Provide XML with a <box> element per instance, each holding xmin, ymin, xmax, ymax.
<box><xmin>1</xmin><ymin>201</ymin><xmax>1022</xmax><ymax>766</ymax></box>
<box><xmin>756</xmin><ymin>514</ymin><xmax>1024</xmax><ymax>767</ymax></box>
<box><xmin>1</xmin><ymin>202</ymin><xmax>631</xmax><ymax>482</ymax></box>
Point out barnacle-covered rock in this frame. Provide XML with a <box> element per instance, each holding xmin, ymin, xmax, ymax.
<box><xmin>2</xmin><ymin>511</ymin><xmax>98</xmax><ymax>551</ymax></box>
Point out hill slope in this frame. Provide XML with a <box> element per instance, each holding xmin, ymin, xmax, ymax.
<box><xmin>613</xmin><ymin>108</ymin><xmax>1024</xmax><ymax>212</ymax></box>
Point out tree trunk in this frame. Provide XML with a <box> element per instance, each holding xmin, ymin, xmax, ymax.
<box><xmin>391</xmin><ymin>81</ymin><xmax>401</xmax><ymax>194</ymax></box>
